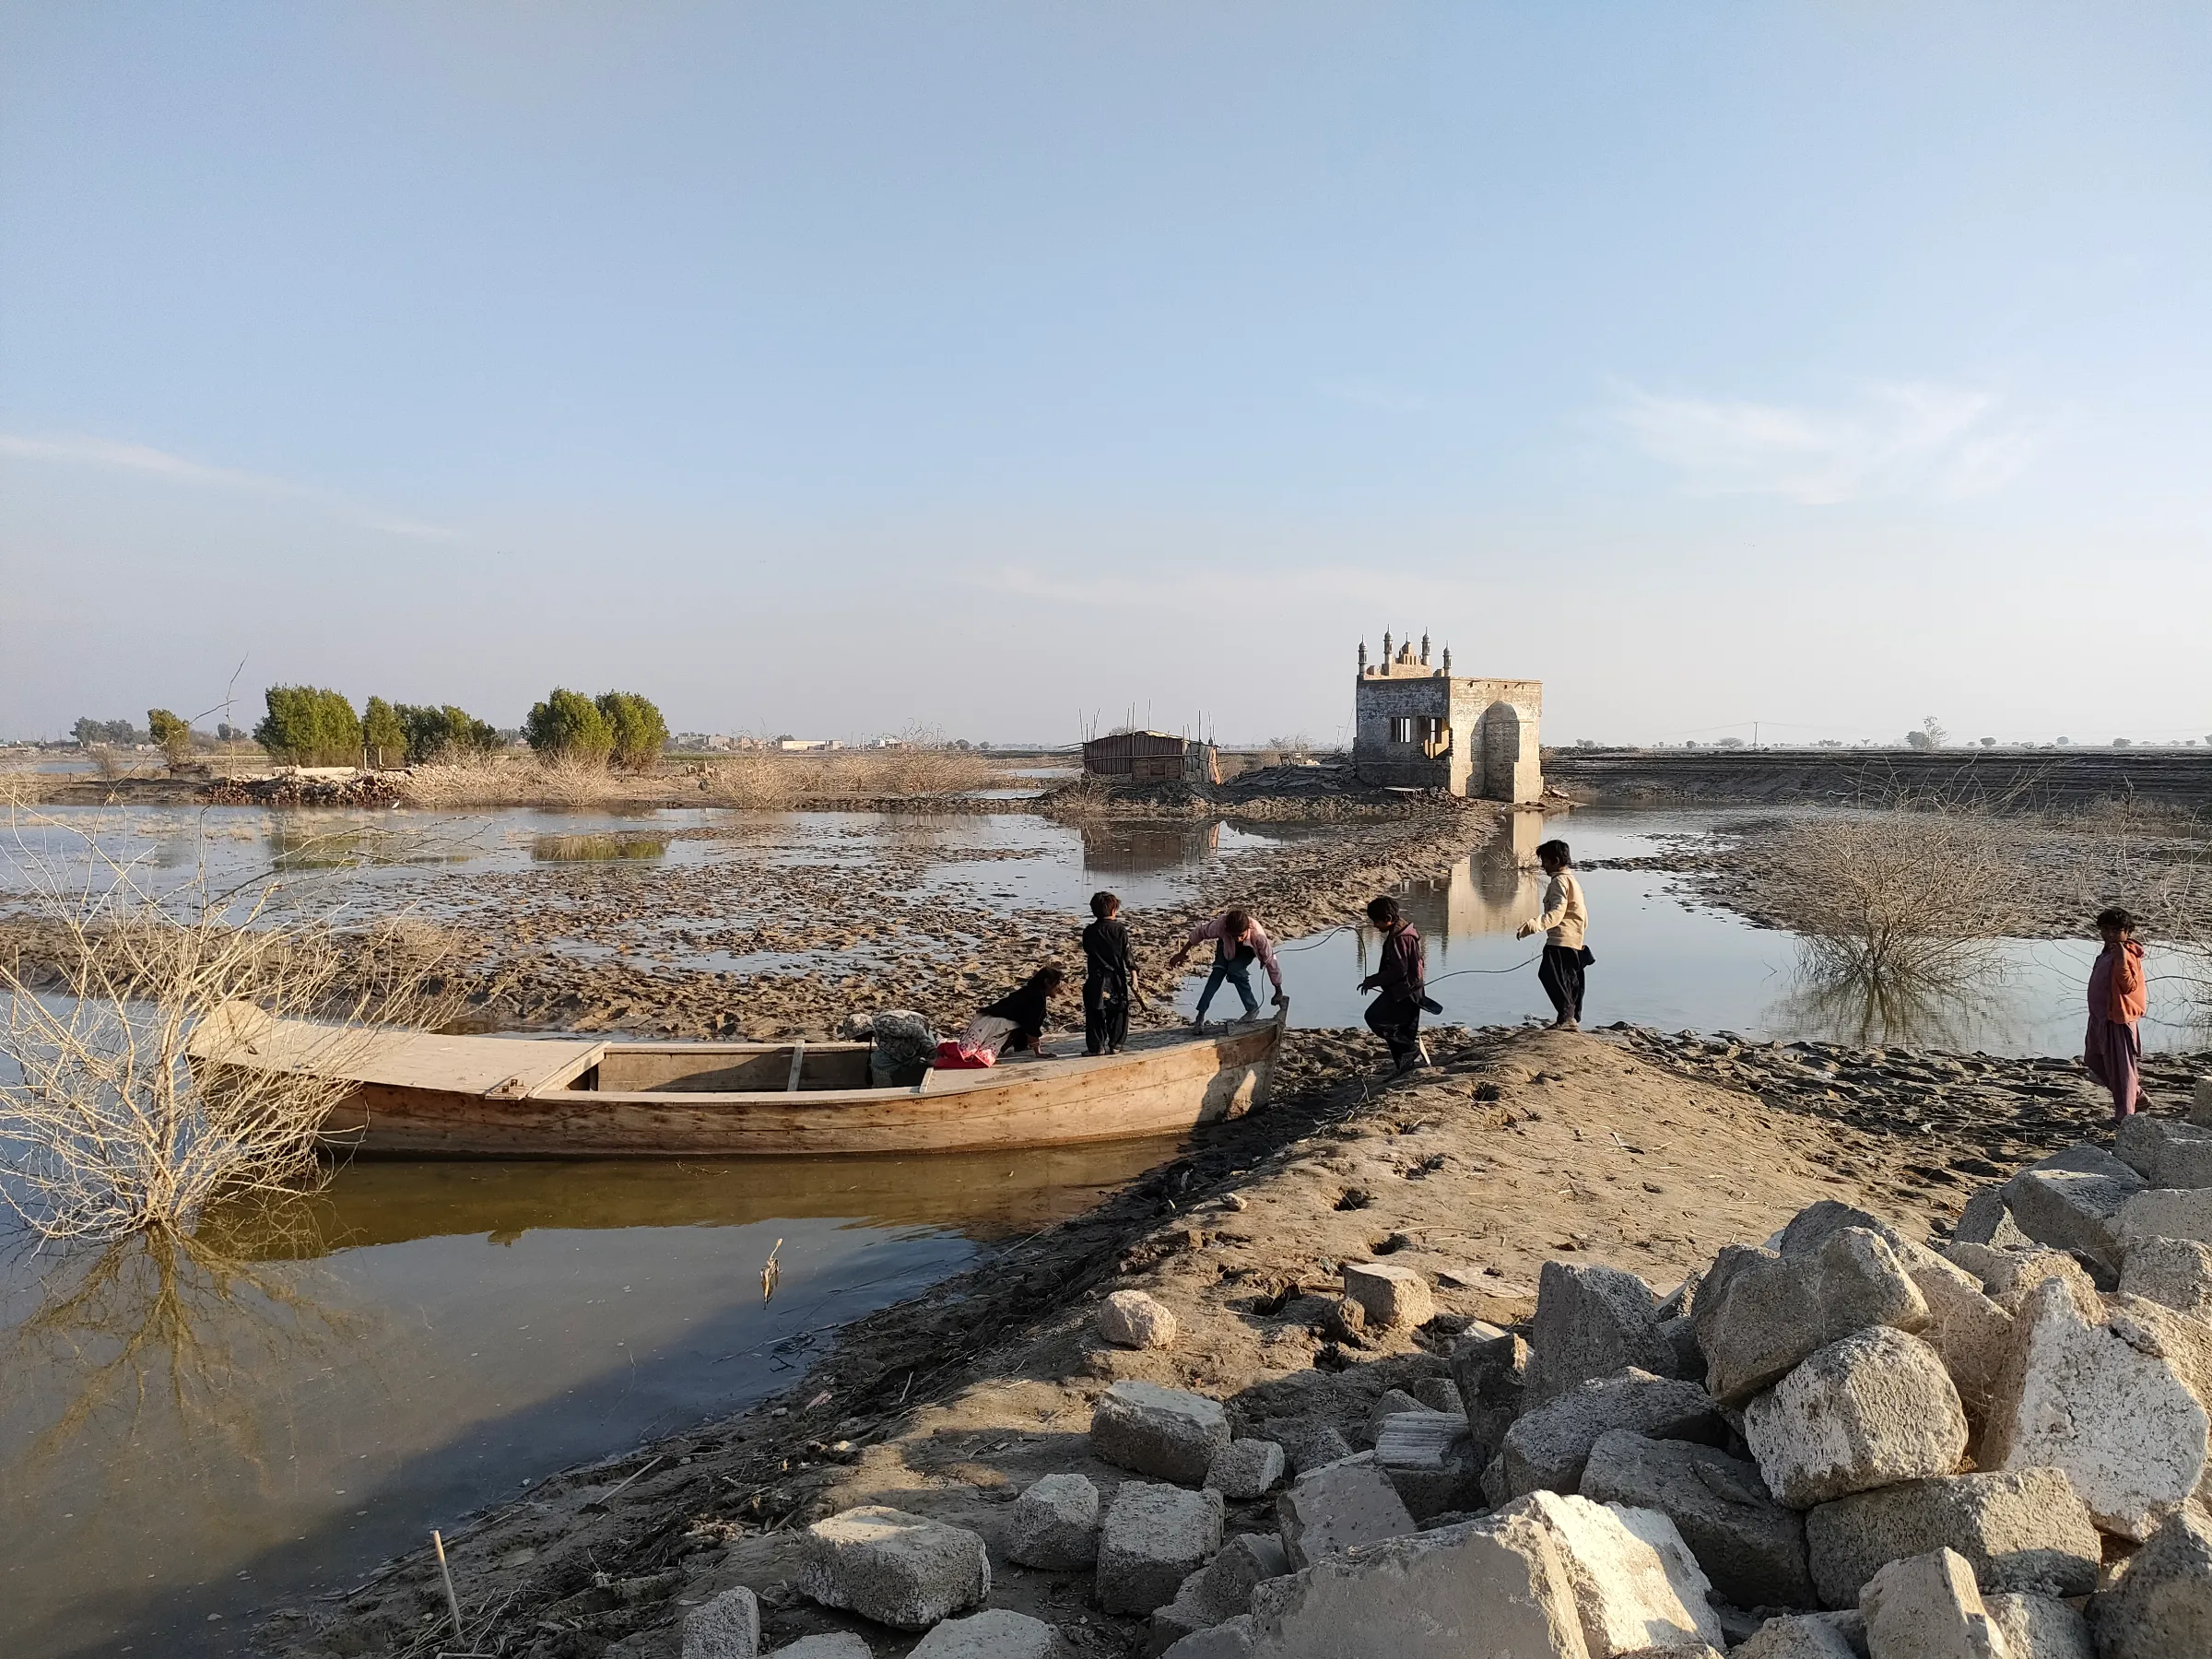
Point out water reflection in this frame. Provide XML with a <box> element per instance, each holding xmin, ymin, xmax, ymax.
<box><xmin>531</xmin><ymin>832</ymin><xmax>670</xmax><ymax>863</ymax></box>
<box><xmin>1080</xmin><ymin>822</ymin><xmax>1222</xmax><ymax>877</ymax></box>
<box><xmin>1772</xmin><ymin>955</ymin><xmax>2031</xmax><ymax>1050</ymax></box>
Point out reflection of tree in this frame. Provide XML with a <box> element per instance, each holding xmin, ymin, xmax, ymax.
<box><xmin>4</xmin><ymin>1221</ymin><xmax>374</xmax><ymax>1488</ymax></box>
<box><xmin>1776</xmin><ymin>949</ymin><xmax>2024</xmax><ymax>1051</ymax></box>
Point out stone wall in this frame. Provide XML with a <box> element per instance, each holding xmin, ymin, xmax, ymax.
<box><xmin>1351</xmin><ymin>676</ymin><xmax>1542</xmax><ymax>803</ymax></box>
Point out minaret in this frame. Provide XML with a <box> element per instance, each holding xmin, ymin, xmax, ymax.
<box><xmin>1357</xmin><ymin>640</ymin><xmax>1368</xmax><ymax>674</ymax></box>
<box><xmin>1420</xmin><ymin>631</ymin><xmax>1430</xmax><ymax>665</ymax></box>
<box><xmin>1441</xmin><ymin>645</ymin><xmax>1452</xmax><ymax>675</ymax></box>
<box><xmin>1382</xmin><ymin>629</ymin><xmax>1393</xmax><ymax>663</ymax></box>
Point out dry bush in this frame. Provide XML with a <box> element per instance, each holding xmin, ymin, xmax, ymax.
<box><xmin>0</xmin><ymin>819</ymin><xmax>467</xmax><ymax>1241</ymax></box>
<box><xmin>707</xmin><ymin>751</ymin><xmax>805</xmax><ymax>809</ymax></box>
<box><xmin>394</xmin><ymin>753</ymin><xmax>515</xmax><ymax>807</ymax></box>
<box><xmin>709</xmin><ymin>744</ymin><xmax>995</xmax><ymax>807</ymax></box>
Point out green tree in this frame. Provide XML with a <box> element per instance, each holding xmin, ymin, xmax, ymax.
<box><xmin>254</xmin><ymin>687</ymin><xmax>362</xmax><ymax>767</ymax></box>
<box><xmin>595</xmin><ymin>691</ymin><xmax>669</xmax><ymax>770</ymax></box>
<box><xmin>361</xmin><ymin>698</ymin><xmax>408</xmax><ymax>769</ymax></box>
<box><xmin>147</xmin><ymin>709</ymin><xmax>194</xmax><ymax>771</ymax></box>
<box><xmin>72</xmin><ymin>717</ymin><xmax>142</xmax><ymax>747</ymax></box>
<box><xmin>395</xmin><ymin>703</ymin><xmax>502</xmax><ymax>764</ymax></box>
<box><xmin>524</xmin><ymin>688</ymin><xmax>614</xmax><ymax>763</ymax></box>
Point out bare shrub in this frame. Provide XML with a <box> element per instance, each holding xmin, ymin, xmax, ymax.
<box><xmin>708</xmin><ymin>751</ymin><xmax>805</xmax><ymax>809</ymax></box>
<box><xmin>534</xmin><ymin>755</ymin><xmax>623</xmax><ymax>808</ymax></box>
<box><xmin>87</xmin><ymin>744</ymin><xmax>123</xmax><ymax>781</ymax></box>
<box><xmin>0</xmin><ymin>820</ymin><xmax>466</xmax><ymax>1241</ymax></box>
<box><xmin>394</xmin><ymin>753</ymin><xmax>514</xmax><ymax>807</ymax></box>
<box><xmin>709</xmin><ymin>741</ymin><xmax>995</xmax><ymax>807</ymax></box>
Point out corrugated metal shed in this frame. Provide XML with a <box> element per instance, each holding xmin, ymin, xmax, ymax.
<box><xmin>1081</xmin><ymin>731</ymin><xmax>1220</xmax><ymax>784</ymax></box>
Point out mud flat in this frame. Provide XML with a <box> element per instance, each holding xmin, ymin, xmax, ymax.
<box><xmin>1547</xmin><ymin>746</ymin><xmax>2212</xmax><ymax>809</ymax></box>
<box><xmin>268</xmin><ymin>1021</ymin><xmax>2208</xmax><ymax>1658</ymax></box>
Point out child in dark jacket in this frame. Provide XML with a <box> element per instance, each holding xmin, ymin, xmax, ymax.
<box><xmin>1359</xmin><ymin>894</ymin><xmax>1430</xmax><ymax>1073</ymax></box>
<box><xmin>1081</xmin><ymin>891</ymin><xmax>1141</xmax><ymax>1055</ymax></box>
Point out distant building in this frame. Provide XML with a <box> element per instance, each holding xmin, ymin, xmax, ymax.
<box><xmin>1081</xmin><ymin>730</ymin><xmax>1220</xmax><ymax>784</ymax></box>
<box><xmin>775</xmin><ymin>737</ymin><xmax>841</xmax><ymax>751</ymax></box>
<box><xmin>1351</xmin><ymin>631</ymin><xmax>1542</xmax><ymax>802</ymax></box>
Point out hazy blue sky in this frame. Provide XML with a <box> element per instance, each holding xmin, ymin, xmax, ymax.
<box><xmin>4</xmin><ymin>4</ymin><xmax>2208</xmax><ymax>747</ymax></box>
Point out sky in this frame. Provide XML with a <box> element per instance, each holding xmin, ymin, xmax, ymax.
<box><xmin>3</xmin><ymin>3</ymin><xmax>2209</xmax><ymax>748</ymax></box>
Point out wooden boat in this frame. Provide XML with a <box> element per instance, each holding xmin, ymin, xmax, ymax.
<box><xmin>187</xmin><ymin>1000</ymin><xmax>1286</xmax><ymax>1159</ymax></box>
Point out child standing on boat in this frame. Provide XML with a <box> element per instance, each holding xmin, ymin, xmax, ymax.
<box><xmin>2086</xmin><ymin>906</ymin><xmax>2147</xmax><ymax>1122</ymax></box>
<box><xmin>937</xmin><ymin>966</ymin><xmax>1067</xmax><ymax>1069</ymax></box>
<box><xmin>1169</xmin><ymin>908</ymin><xmax>1285</xmax><ymax>1031</ymax></box>
<box><xmin>1081</xmin><ymin>891</ymin><xmax>1141</xmax><ymax>1055</ymax></box>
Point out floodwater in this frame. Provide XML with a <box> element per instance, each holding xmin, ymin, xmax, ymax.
<box><xmin>0</xmin><ymin>1137</ymin><xmax>1184</xmax><ymax>1658</ymax></box>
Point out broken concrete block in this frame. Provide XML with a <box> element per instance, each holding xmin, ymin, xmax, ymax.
<box><xmin>2196</xmin><ymin>1075</ymin><xmax>2212</xmax><ymax>1128</ymax></box>
<box><xmin>2118</xmin><ymin>1234</ymin><xmax>2212</xmax><ymax>1320</ymax></box>
<box><xmin>1981</xmin><ymin>1277</ymin><xmax>2210</xmax><ymax>1541</ymax></box>
<box><xmin>1158</xmin><ymin>1615</ymin><xmax>1254</xmax><ymax>1659</ymax></box>
<box><xmin>1859</xmin><ymin>1547</ymin><xmax>2008</xmax><ymax>1658</ymax></box>
<box><xmin>682</xmin><ymin>1586</ymin><xmax>760</xmax><ymax>1659</ymax></box>
<box><xmin>1364</xmin><ymin>1387</ymin><xmax>1429</xmax><ymax>1444</ymax></box>
<box><xmin>1580</xmin><ymin>1429</ymin><xmax>1815</xmax><ymax>1611</ymax></box>
<box><xmin>1147</xmin><ymin>1532</ymin><xmax>1287</xmax><ymax>1654</ymax></box>
<box><xmin>769</xmin><ymin>1638</ymin><xmax>872</xmax><ymax>1659</ymax></box>
<box><xmin>1901</xmin><ymin>1248</ymin><xmax>2016</xmax><ymax>1427</ymax></box>
<box><xmin>1099</xmin><ymin>1289</ymin><xmax>1181</xmax><ymax>1350</ymax></box>
<box><xmin>1260</xmin><ymin>1418</ymin><xmax>1352</xmax><ymax>1476</ymax></box>
<box><xmin>1942</xmin><ymin>1242</ymin><xmax>2105</xmax><ymax>1322</ymax></box>
<box><xmin>2115</xmin><ymin>1115</ymin><xmax>2212</xmax><ymax>1189</ymax></box>
<box><xmin>1246</xmin><ymin>1509</ymin><xmax>1590</xmax><ymax>1659</ymax></box>
<box><xmin>2003</xmin><ymin>1153</ymin><xmax>2143</xmax><ymax>1276</ymax></box>
<box><xmin>1956</xmin><ymin>1187</ymin><xmax>2030</xmax><ymax>1250</ymax></box>
<box><xmin>909</xmin><ymin>1609</ymin><xmax>1067</xmax><ymax>1659</ymax></box>
<box><xmin>1005</xmin><ymin>1472</ymin><xmax>1100</xmax><ymax>1571</ymax></box>
<box><xmin>1096</xmin><ymin>1481</ymin><xmax>1226</xmax><ymax>1615</ymax></box>
<box><xmin>1448</xmin><ymin>1320</ymin><xmax>1528</xmax><ymax>1465</ymax></box>
<box><xmin>1696</xmin><ymin>1228</ymin><xmax>1929</xmax><ymax>1406</ymax></box>
<box><xmin>798</xmin><ymin>1507</ymin><xmax>991</xmax><ymax>1630</ymax></box>
<box><xmin>1275</xmin><ymin>1450</ymin><xmax>1417</xmax><ymax>1569</ymax></box>
<box><xmin>2103</xmin><ymin>1290</ymin><xmax>2212</xmax><ymax>1415</ymax></box>
<box><xmin>2087</xmin><ymin>1506</ymin><xmax>2212</xmax><ymax>1659</ymax></box>
<box><xmin>1204</xmin><ymin>1439</ymin><xmax>1285</xmax><ymax>1500</ymax></box>
<box><xmin>2120</xmin><ymin>1187</ymin><xmax>2212</xmax><ymax>1251</ymax></box>
<box><xmin>1730</xmin><ymin>1614</ymin><xmax>1863</xmax><ymax>1658</ymax></box>
<box><xmin>1743</xmin><ymin>1327</ymin><xmax>1969</xmax><ymax>1510</ymax></box>
<box><xmin>1409</xmin><ymin>1375</ymin><xmax>1464</xmax><ymax>1414</ymax></box>
<box><xmin>1342</xmin><ymin>1261</ymin><xmax>1435</xmax><ymax>1330</ymax></box>
<box><xmin>1503</xmin><ymin>1491</ymin><xmax>1726</xmax><ymax>1655</ymax></box>
<box><xmin>1090</xmin><ymin>1380</ymin><xmax>1233</xmax><ymax>1485</ymax></box>
<box><xmin>1503</xmin><ymin>1369</ymin><xmax>1729</xmax><ymax>1500</ymax></box>
<box><xmin>1804</xmin><ymin>1470</ymin><xmax>2100</xmax><ymax>1608</ymax></box>
<box><xmin>1526</xmin><ymin>1260</ymin><xmax>1682</xmax><ymax>1406</ymax></box>
<box><xmin>1372</xmin><ymin>1409</ymin><xmax>1482</xmax><ymax>1520</ymax></box>
<box><xmin>1981</xmin><ymin>1593</ymin><xmax>2090</xmax><ymax>1659</ymax></box>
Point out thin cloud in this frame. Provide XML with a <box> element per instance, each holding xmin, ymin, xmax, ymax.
<box><xmin>1613</xmin><ymin>382</ymin><xmax>2041</xmax><ymax>505</ymax></box>
<box><xmin>0</xmin><ymin>429</ymin><xmax>464</xmax><ymax>542</ymax></box>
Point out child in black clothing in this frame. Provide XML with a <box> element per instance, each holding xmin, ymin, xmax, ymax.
<box><xmin>1081</xmin><ymin>891</ymin><xmax>1142</xmax><ymax>1054</ymax></box>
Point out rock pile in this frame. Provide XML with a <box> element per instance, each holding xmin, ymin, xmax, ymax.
<box><xmin>746</xmin><ymin>1116</ymin><xmax>2212</xmax><ymax>1659</ymax></box>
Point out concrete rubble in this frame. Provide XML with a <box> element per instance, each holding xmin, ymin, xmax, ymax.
<box><xmin>2115</xmin><ymin>1114</ymin><xmax>2212</xmax><ymax>1189</ymax></box>
<box><xmin>1275</xmin><ymin>1451</ymin><xmax>1417</xmax><ymax>1569</ymax></box>
<box><xmin>1148</xmin><ymin>1532</ymin><xmax>1288</xmax><ymax>1654</ymax></box>
<box><xmin>768</xmin><ymin>1637</ymin><xmax>873</xmax><ymax>1659</ymax></box>
<box><xmin>1096</xmin><ymin>1482</ymin><xmax>1226</xmax><ymax>1615</ymax></box>
<box><xmin>1089</xmin><ymin>1380</ymin><xmax>1233</xmax><ymax>1485</ymax></box>
<box><xmin>1371</xmin><ymin>1407</ymin><xmax>1482</xmax><ymax>1518</ymax></box>
<box><xmin>1743</xmin><ymin>1326</ymin><xmax>1970</xmax><ymax>1508</ymax></box>
<box><xmin>1981</xmin><ymin>1593</ymin><xmax>2092</xmax><ymax>1659</ymax></box>
<box><xmin>682</xmin><ymin>1586</ymin><xmax>761</xmax><ymax>1659</ymax></box>
<box><xmin>1098</xmin><ymin>1289</ymin><xmax>1181</xmax><ymax>1350</ymax></box>
<box><xmin>1858</xmin><ymin>1547</ymin><xmax>2010</xmax><ymax>1658</ymax></box>
<box><xmin>797</xmin><ymin>1508</ymin><xmax>991</xmax><ymax>1630</ymax></box>
<box><xmin>1694</xmin><ymin>1227</ymin><xmax>1928</xmax><ymax>1405</ymax></box>
<box><xmin>2087</xmin><ymin>1507</ymin><xmax>2212</xmax><ymax>1658</ymax></box>
<box><xmin>1524</xmin><ymin>1261</ymin><xmax>1684</xmax><ymax>1406</ymax></box>
<box><xmin>2116</xmin><ymin>1233</ymin><xmax>2212</xmax><ymax>1320</ymax></box>
<box><xmin>907</xmin><ymin>1608</ymin><xmax>1068</xmax><ymax>1659</ymax></box>
<box><xmin>1729</xmin><ymin>1613</ymin><xmax>1864</xmax><ymax>1658</ymax></box>
<box><xmin>1339</xmin><ymin>1261</ymin><xmax>1434</xmax><ymax>1331</ymax></box>
<box><xmin>2000</xmin><ymin>1145</ymin><xmax>2144</xmax><ymax>1275</ymax></box>
<box><xmin>1801</xmin><ymin>1469</ymin><xmax>2100</xmax><ymax>1607</ymax></box>
<box><xmin>1579</xmin><ymin>1428</ymin><xmax>1815</xmax><ymax>1610</ymax></box>
<box><xmin>1501</xmin><ymin>1370</ymin><xmax>1727</xmax><ymax>1499</ymax></box>
<box><xmin>1204</xmin><ymin>1438</ymin><xmax>1286</xmax><ymax>1500</ymax></box>
<box><xmin>1005</xmin><ymin>1473</ymin><xmax>1100</xmax><ymax>1571</ymax></box>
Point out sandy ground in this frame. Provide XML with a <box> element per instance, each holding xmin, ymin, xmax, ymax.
<box><xmin>269</xmin><ymin>1019</ymin><xmax>2187</xmax><ymax>1658</ymax></box>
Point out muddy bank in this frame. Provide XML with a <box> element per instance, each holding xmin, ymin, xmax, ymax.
<box><xmin>1547</xmin><ymin>747</ymin><xmax>2212</xmax><ymax>810</ymax></box>
<box><xmin>1040</xmin><ymin>766</ymin><xmax>1455</xmax><ymax>821</ymax></box>
<box><xmin>264</xmin><ymin>1021</ymin><xmax>2198</xmax><ymax>1658</ymax></box>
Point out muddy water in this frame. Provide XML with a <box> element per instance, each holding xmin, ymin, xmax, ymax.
<box><xmin>0</xmin><ymin>1137</ymin><xmax>1185</xmax><ymax>1659</ymax></box>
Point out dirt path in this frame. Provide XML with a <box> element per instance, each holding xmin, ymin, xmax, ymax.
<box><xmin>271</xmin><ymin>1021</ymin><xmax>2159</xmax><ymax>1658</ymax></box>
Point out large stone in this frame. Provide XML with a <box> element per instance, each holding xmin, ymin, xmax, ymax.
<box><xmin>1006</xmin><ymin>1472</ymin><xmax>1100</xmax><ymax>1571</ymax></box>
<box><xmin>1372</xmin><ymin>1409</ymin><xmax>1482</xmax><ymax>1519</ymax></box>
<box><xmin>1525</xmin><ymin>1261</ymin><xmax>1681</xmax><ymax>1406</ymax></box>
<box><xmin>1246</xmin><ymin>1510</ymin><xmax>1591</xmax><ymax>1659</ymax></box>
<box><xmin>909</xmin><ymin>1610</ymin><xmax>1068</xmax><ymax>1659</ymax></box>
<box><xmin>1981</xmin><ymin>1593</ymin><xmax>2090</xmax><ymax>1659</ymax></box>
<box><xmin>1730</xmin><ymin>1615</ymin><xmax>1862</xmax><ymax>1658</ymax></box>
<box><xmin>2119</xmin><ymin>1187</ymin><xmax>2212</xmax><ymax>1250</ymax></box>
<box><xmin>1696</xmin><ymin>1229</ymin><xmax>1929</xmax><ymax>1406</ymax></box>
<box><xmin>1205</xmin><ymin>1439</ymin><xmax>1286</xmax><ymax>1500</ymax></box>
<box><xmin>1942</xmin><ymin>1243</ymin><xmax>2105</xmax><ymax>1322</ymax></box>
<box><xmin>2197</xmin><ymin>1075</ymin><xmax>2212</xmax><ymax>1128</ymax></box>
<box><xmin>682</xmin><ymin>1586</ymin><xmax>760</xmax><ymax>1659</ymax></box>
<box><xmin>1803</xmin><ymin>1470</ymin><xmax>2100</xmax><ymax>1609</ymax></box>
<box><xmin>1502</xmin><ymin>1370</ymin><xmax>1729</xmax><ymax>1500</ymax></box>
<box><xmin>1448</xmin><ymin>1320</ymin><xmax>1528</xmax><ymax>1465</ymax></box>
<box><xmin>1743</xmin><ymin>1328</ymin><xmax>1969</xmax><ymax>1510</ymax></box>
<box><xmin>1260</xmin><ymin>1418</ymin><xmax>1353</xmax><ymax>1476</ymax></box>
<box><xmin>2117</xmin><ymin>1235</ymin><xmax>2212</xmax><ymax>1320</ymax></box>
<box><xmin>1980</xmin><ymin>1277</ymin><xmax>2210</xmax><ymax>1541</ymax></box>
<box><xmin>1099</xmin><ymin>1289</ymin><xmax>1181</xmax><ymax>1350</ymax></box>
<box><xmin>1341</xmin><ymin>1261</ymin><xmax>1435</xmax><ymax>1331</ymax></box>
<box><xmin>1580</xmin><ymin>1429</ymin><xmax>1814</xmax><ymax>1611</ymax></box>
<box><xmin>1409</xmin><ymin>1376</ymin><xmax>1465</xmax><ymax>1415</ymax></box>
<box><xmin>769</xmin><ymin>1639</ymin><xmax>872</xmax><ymax>1659</ymax></box>
<box><xmin>2003</xmin><ymin>1152</ymin><xmax>2144</xmax><ymax>1276</ymax></box>
<box><xmin>2087</xmin><ymin>1507</ymin><xmax>2212</xmax><ymax>1659</ymax></box>
<box><xmin>1097</xmin><ymin>1481</ymin><xmax>1225</xmax><ymax>1614</ymax></box>
<box><xmin>2115</xmin><ymin>1115</ymin><xmax>2212</xmax><ymax>1188</ymax></box>
<box><xmin>1858</xmin><ymin>1548</ymin><xmax>2007</xmax><ymax>1658</ymax></box>
<box><xmin>1955</xmin><ymin>1187</ymin><xmax>2030</xmax><ymax>1250</ymax></box>
<box><xmin>1502</xmin><ymin>1491</ymin><xmax>1726</xmax><ymax>1656</ymax></box>
<box><xmin>1159</xmin><ymin>1616</ymin><xmax>1254</xmax><ymax>1659</ymax></box>
<box><xmin>1090</xmin><ymin>1381</ymin><xmax>1233</xmax><ymax>1485</ymax></box>
<box><xmin>1148</xmin><ymin>1532</ymin><xmax>1287</xmax><ymax>1654</ymax></box>
<box><xmin>2104</xmin><ymin>1290</ymin><xmax>2212</xmax><ymax>1414</ymax></box>
<box><xmin>1363</xmin><ymin>1387</ymin><xmax>1429</xmax><ymax>1444</ymax></box>
<box><xmin>1275</xmin><ymin>1451</ymin><xmax>1417</xmax><ymax>1569</ymax></box>
<box><xmin>798</xmin><ymin>1508</ymin><xmax>990</xmax><ymax>1630</ymax></box>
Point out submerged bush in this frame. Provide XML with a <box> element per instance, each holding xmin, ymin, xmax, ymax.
<box><xmin>254</xmin><ymin>687</ymin><xmax>361</xmax><ymax>767</ymax></box>
<box><xmin>595</xmin><ymin>691</ymin><xmax>669</xmax><ymax>771</ymax></box>
<box><xmin>524</xmin><ymin>688</ymin><xmax>615</xmax><ymax>763</ymax></box>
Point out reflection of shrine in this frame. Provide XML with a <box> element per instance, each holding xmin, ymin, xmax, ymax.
<box><xmin>1080</xmin><ymin>821</ymin><xmax>1222</xmax><ymax>877</ymax></box>
<box><xmin>1355</xmin><ymin>810</ymin><xmax>1559</xmax><ymax>975</ymax></box>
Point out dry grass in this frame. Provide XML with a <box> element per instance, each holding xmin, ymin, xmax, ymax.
<box><xmin>0</xmin><ymin>816</ymin><xmax>468</xmax><ymax>1241</ymax></box>
<box><xmin>708</xmin><ymin>745</ymin><xmax>999</xmax><ymax>807</ymax></box>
